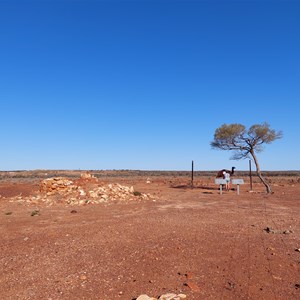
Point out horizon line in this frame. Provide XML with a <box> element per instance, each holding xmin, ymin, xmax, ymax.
<box><xmin>1</xmin><ymin>169</ymin><xmax>300</xmax><ymax>173</ymax></box>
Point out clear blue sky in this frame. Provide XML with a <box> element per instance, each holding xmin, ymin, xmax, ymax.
<box><xmin>1</xmin><ymin>0</ymin><xmax>299</xmax><ymax>171</ymax></box>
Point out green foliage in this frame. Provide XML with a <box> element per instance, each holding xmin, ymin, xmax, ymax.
<box><xmin>248</xmin><ymin>123</ymin><xmax>283</xmax><ymax>144</ymax></box>
<box><xmin>211</xmin><ymin>123</ymin><xmax>282</xmax><ymax>160</ymax></box>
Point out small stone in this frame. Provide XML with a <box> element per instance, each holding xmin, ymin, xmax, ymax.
<box><xmin>79</xmin><ymin>189</ymin><xmax>86</xmax><ymax>196</ymax></box>
<box><xmin>158</xmin><ymin>294</ymin><xmax>186</xmax><ymax>300</ymax></box>
<box><xmin>186</xmin><ymin>272</ymin><xmax>194</xmax><ymax>279</ymax></box>
<box><xmin>158</xmin><ymin>293</ymin><xmax>177</xmax><ymax>300</ymax></box>
<box><xmin>136</xmin><ymin>295</ymin><xmax>157</xmax><ymax>300</ymax></box>
<box><xmin>186</xmin><ymin>281</ymin><xmax>201</xmax><ymax>292</ymax></box>
<box><xmin>264</xmin><ymin>227</ymin><xmax>274</xmax><ymax>233</ymax></box>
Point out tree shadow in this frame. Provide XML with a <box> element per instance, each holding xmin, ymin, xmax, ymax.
<box><xmin>171</xmin><ymin>184</ymin><xmax>218</xmax><ymax>192</ymax></box>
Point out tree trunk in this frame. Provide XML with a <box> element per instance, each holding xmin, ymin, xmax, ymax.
<box><xmin>250</xmin><ymin>150</ymin><xmax>272</xmax><ymax>193</ymax></box>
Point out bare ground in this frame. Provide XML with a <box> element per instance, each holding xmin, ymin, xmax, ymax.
<box><xmin>0</xmin><ymin>172</ymin><xmax>300</xmax><ymax>299</ymax></box>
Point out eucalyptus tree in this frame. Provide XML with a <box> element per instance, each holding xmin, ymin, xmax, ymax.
<box><xmin>211</xmin><ymin>123</ymin><xmax>283</xmax><ymax>193</ymax></box>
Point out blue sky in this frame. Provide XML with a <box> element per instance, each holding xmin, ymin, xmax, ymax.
<box><xmin>1</xmin><ymin>0</ymin><xmax>299</xmax><ymax>171</ymax></box>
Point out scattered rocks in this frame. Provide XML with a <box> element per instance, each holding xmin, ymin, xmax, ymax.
<box><xmin>10</xmin><ymin>175</ymin><xmax>155</xmax><ymax>206</ymax></box>
<box><xmin>178</xmin><ymin>272</ymin><xmax>200</xmax><ymax>292</ymax></box>
<box><xmin>264</xmin><ymin>227</ymin><xmax>275</xmax><ymax>233</ymax></box>
<box><xmin>263</xmin><ymin>227</ymin><xmax>293</xmax><ymax>234</ymax></box>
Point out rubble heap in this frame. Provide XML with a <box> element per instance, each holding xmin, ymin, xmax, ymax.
<box><xmin>9</xmin><ymin>176</ymin><xmax>155</xmax><ymax>206</ymax></box>
<box><xmin>80</xmin><ymin>172</ymin><xmax>95</xmax><ymax>179</ymax></box>
<box><xmin>40</xmin><ymin>177</ymin><xmax>77</xmax><ymax>195</ymax></box>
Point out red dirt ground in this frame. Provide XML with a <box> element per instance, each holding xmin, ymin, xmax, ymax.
<box><xmin>1</xmin><ymin>173</ymin><xmax>300</xmax><ymax>299</ymax></box>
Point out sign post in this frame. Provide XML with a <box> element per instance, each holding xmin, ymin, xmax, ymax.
<box><xmin>249</xmin><ymin>159</ymin><xmax>253</xmax><ymax>191</ymax></box>
<box><xmin>215</xmin><ymin>178</ymin><xmax>227</xmax><ymax>195</ymax></box>
<box><xmin>191</xmin><ymin>160</ymin><xmax>194</xmax><ymax>188</ymax></box>
<box><xmin>231</xmin><ymin>179</ymin><xmax>245</xmax><ymax>195</ymax></box>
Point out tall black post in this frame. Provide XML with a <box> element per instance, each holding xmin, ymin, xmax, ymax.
<box><xmin>249</xmin><ymin>159</ymin><xmax>253</xmax><ymax>191</ymax></box>
<box><xmin>191</xmin><ymin>160</ymin><xmax>194</xmax><ymax>188</ymax></box>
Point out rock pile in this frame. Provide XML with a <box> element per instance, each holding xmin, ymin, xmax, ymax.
<box><xmin>80</xmin><ymin>172</ymin><xmax>95</xmax><ymax>179</ymax></box>
<box><xmin>9</xmin><ymin>176</ymin><xmax>155</xmax><ymax>206</ymax></box>
<box><xmin>40</xmin><ymin>177</ymin><xmax>77</xmax><ymax>195</ymax></box>
<box><xmin>88</xmin><ymin>183</ymin><xmax>135</xmax><ymax>201</ymax></box>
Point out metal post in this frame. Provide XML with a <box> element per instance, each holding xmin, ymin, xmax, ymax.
<box><xmin>237</xmin><ymin>184</ymin><xmax>240</xmax><ymax>195</ymax></box>
<box><xmin>220</xmin><ymin>184</ymin><xmax>222</xmax><ymax>195</ymax></box>
<box><xmin>249</xmin><ymin>159</ymin><xmax>253</xmax><ymax>191</ymax></box>
<box><xmin>191</xmin><ymin>160</ymin><xmax>194</xmax><ymax>188</ymax></box>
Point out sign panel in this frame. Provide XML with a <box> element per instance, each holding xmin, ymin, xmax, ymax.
<box><xmin>215</xmin><ymin>178</ymin><xmax>227</xmax><ymax>185</ymax></box>
<box><xmin>232</xmin><ymin>179</ymin><xmax>244</xmax><ymax>185</ymax></box>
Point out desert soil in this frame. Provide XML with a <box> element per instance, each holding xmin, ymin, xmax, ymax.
<box><xmin>0</xmin><ymin>172</ymin><xmax>300</xmax><ymax>300</ymax></box>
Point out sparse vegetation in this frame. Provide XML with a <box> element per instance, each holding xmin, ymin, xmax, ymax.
<box><xmin>31</xmin><ymin>210</ymin><xmax>40</xmax><ymax>216</ymax></box>
<box><xmin>1</xmin><ymin>169</ymin><xmax>300</xmax><ymax>183</ymax></box>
